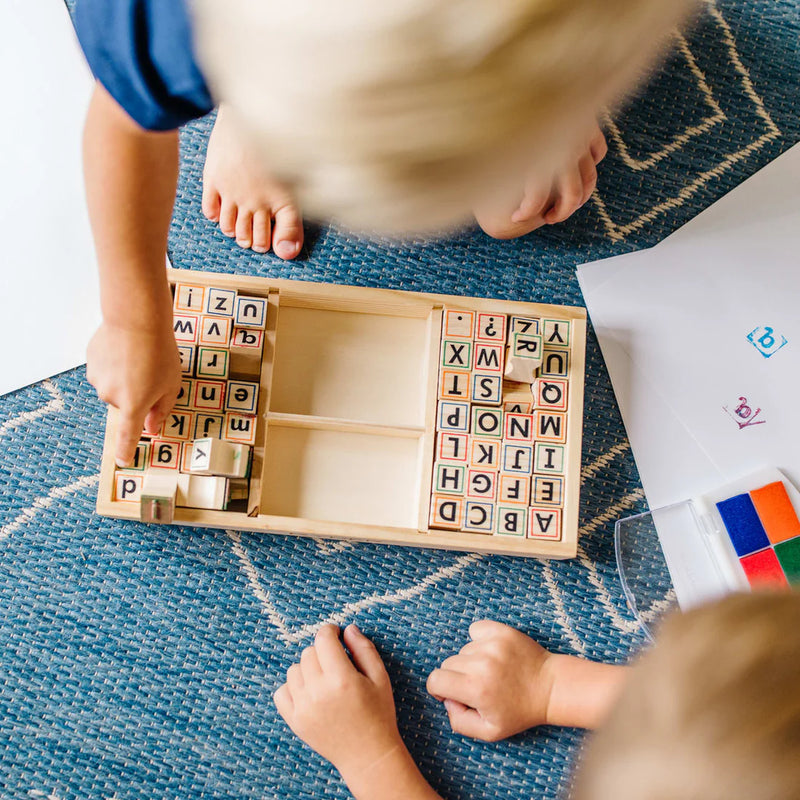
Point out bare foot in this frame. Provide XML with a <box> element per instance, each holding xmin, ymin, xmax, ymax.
<box><xmin>474</xmin><ymin>121</ymin><xmax>608</xmax><ymax>240</ymax></box>
<box><xmin>202</xmin><ymin>106</ymin><xmax>304</xmax><ymax>259</ymax></box>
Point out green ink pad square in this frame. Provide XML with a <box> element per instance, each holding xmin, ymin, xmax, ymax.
<box><xmin>774</xmin><ymin>536</ymin><xmax>800</xmax><ymax>586</ymax></box>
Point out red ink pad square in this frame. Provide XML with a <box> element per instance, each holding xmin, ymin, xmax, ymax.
<box><xmin>739</xmin><ymin>548</ymin><xmax>789</xmax><ymax>589</ymax></box>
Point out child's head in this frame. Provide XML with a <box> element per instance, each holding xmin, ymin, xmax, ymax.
<box><xmin>572</xmin><ymin>592</ymin><xmax>800</xmax><ymax>800</ymax></box>
<box><xmin>191</xmin><ymin>0</ymin><xmax>696</xmax><ymax>234</ymax></box>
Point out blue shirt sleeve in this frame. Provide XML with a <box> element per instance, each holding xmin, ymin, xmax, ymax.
<box><xmin>74</xmin><ymin>0</ymin><xmax>214</xmax><ymax>131</ymax></box>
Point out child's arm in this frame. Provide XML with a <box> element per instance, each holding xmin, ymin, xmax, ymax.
<box><xmin>426</xmin><ymin>620</ymin><xmax>628</xmax><ymax>741</ymax></box>
<box><xmin>274</xmin><ymin>624</ymin><xmax>443</xmax><ymax>800</ymax></box>
<box><xmin>83</xmin><ymin>82</ymin><xmax>182</xmax><ymax>466</ymax></box>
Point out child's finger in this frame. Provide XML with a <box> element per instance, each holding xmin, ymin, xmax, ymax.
<box><xmin>510</xmin><ymin>182</ymin><xmax>551</xmax><ymax>224</ymax></box>
<box><xmin>439</xmin><ymin>652</ymin><xmax>481</xmax><ymax>673</ymax></box>
<box><xmin>589</xmin><ymin>127</ymin><xmax>608</xmax><ymax>164</ymax></box>
<box><xmin>468</xmin><ymin>619</ymin><xmax>511</xmax><ymax>641</ymax></box>
<box><xmin>578</xmin><ymin>153</ymin><xmax>598</xmax><ymax>206</ymax></box>
<box><xmin>443</xmin><ymin>699</ymin><xmax>493</xmax><ymax>740</ymax></box>
<box><xmin>544</xmin><ymin>167</ymin><xmax>583</xmax><ymax>224</ymax></box>
<box><xmin>300</xmin><ymin>644</ymin><xmax>322</xmax><ymax>681</ymax></box>
<box><xmin>286</xmin><ymin>663</ymin><xmax>305</xmax><ymax>693</ymax></box>
<box><xmin>426</xmin><ymin>668</ymin><xmax>480</xmax><ymax>708</ymax></box>
<box><xmin>342</xmin><ymin>624</ymin><xmax>390</xmax><ymax>685</ymax></box>
<box><xmin>313</xmin><ymin>624</ymin><xmax>351</xmax><ymax>675</ymax></box>
<box><xmin>143</xmin><ymin>392</ymin><xmax>176</xmax><ymax>437</ymax></box>
<box><xmin>115</xmin><ymin>408</ymin><xmax>147</xmax><ymax>467</ymax></box>
<box><xmin>273</xmin><ymin>683</ymin><xmax>294</xmax><ymax>719</ymax></box>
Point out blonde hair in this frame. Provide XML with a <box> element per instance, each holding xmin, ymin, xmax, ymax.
<box><xmin>192</xmin><ymin>0</ymin><xmax>696</xmax><ymax>234</ymax></box>
<box><xmin>572</xmin><ymin>592</ymin><xmax>800</xmax><ymax>800</ymax></box>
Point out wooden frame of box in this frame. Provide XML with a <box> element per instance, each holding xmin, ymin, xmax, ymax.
<box><xmin>97</xmin><ymin>268</ymin><xmax>586</xmax><ymax>558</ymax></box>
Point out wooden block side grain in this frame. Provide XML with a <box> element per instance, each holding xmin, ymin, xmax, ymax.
<box><xmin>179</xmin><ymin>441</ymin><xmax>194</xmax><ymax>472</ymax></box>
<box><xmin>190</xmin><ymin>438</ymin><xmax>251</xmax><ymax>479</ymax></box>
<box><xmin>504</xmin><ymin>332</ymin><xmax>543</xmax><ymax>382</ymax></box>
<box><xmin>502</xmin><ymin>380</ymin><xmax>533</xmax><ymax>414</ymax></box>
<box><xmin>140</xmin><ymin>470</ymin><xmax>179</xmax><ymax>524</ymax></box>
<box><xmin>176</xmin><ymin>473</ymin><xmax>230</xmax><ymax>510</ymax></box>
<box><xmin>229</xmin><ymin>328</ymin><xmax>264</xmax><ymax>381</ymax></box>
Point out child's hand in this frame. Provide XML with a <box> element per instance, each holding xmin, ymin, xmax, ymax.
<box><xmin>86</xmin><ymin>320</ymin><xmax>182</xmax><ymax>467</ymax></box>
<box><xmin>426</xmin><ymin>620</ymin><xmax>556</xmax><ymax>741</ymax></box>
<box><xmin>274</xmin><ymin>624</ymin><xmax>405</xmax><ymax>781</ymax></box>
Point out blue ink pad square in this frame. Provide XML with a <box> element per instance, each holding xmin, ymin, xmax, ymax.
<box><xmin>716</xmin><ymin>493</ymin><xmax>771</xmax><ymax>557</ymax></box>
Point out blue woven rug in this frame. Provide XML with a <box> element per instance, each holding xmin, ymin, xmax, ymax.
<box><xmin>2</xmin><ymin>1</ymin><xmax>798</xmax><ymax>797</ymax></box>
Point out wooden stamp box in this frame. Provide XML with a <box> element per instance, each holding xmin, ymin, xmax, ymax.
<box><xmin>97</xmin><ymin>268</ymin><xmax>586</xmax><ymax>558</ymax></box>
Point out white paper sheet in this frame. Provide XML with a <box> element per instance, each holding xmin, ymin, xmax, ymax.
<box><xmin>1</xmin><ymin>0</ymin><xmax>99</xmax><ymax>397</ymax></box>
<box><xmin>579</xmin><ymin>143</ymin><xmax>800</xmax><ymax>509</ymax></box>
<box><xmin>578</xmin><ymin>144</ymin><xmax>800</xmax><ymax>606</ymax></box>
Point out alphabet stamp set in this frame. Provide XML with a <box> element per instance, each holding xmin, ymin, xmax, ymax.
<box><xmin>98</xmin><ymin>269</ymin><xmax>586</xmax><ymax>558</ymax></box>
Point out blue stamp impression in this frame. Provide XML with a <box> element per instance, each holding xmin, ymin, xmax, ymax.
<box><xmin>747</xmin><ymin>326</ymin><xmax>788</xmax><ymax>358</ymax></box>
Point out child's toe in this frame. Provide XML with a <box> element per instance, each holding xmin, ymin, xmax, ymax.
<box><xmin>252</xmin><ymin>209</ymin><xmax>271</xmax><ymax>253</ymax></box>
<box><xmin>235</xmin><ymin>209</ymin><xmax>254</xmax><ymax>248</ymax></box>
<box><xmin>272</xmin><ymin>204</ymin><xmax>304</xmax><ymax>260</ymax></box>
<box><xmin>201</xmin><ymin>186</ymin><xmax>221</xmax><ymax>222</ymax></box>
<box><xmin>218</xmin><ymin>200</ymin><xmax>238</xmax><ymax>237</ymax></box>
